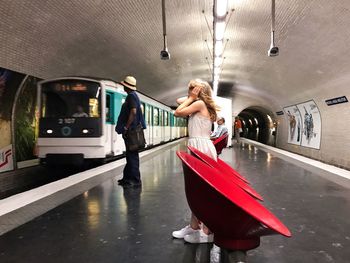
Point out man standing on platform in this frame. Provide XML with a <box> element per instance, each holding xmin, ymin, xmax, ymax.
<box><xmin>234</xmin><ymin>116</ymin><xmax>243</xmax><ymax>144</ymax></box>
<box><xmin>115</xmin><ymin>76</ymin><xmax>146</xmax><ymax>188</ymax></box>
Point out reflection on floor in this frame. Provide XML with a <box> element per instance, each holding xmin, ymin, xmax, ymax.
<box><xmin>0</xmin><ymin>140</ymin><xmax>350</xmax><ymax>263</ymax></box>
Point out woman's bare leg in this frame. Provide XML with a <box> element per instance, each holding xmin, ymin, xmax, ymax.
<box><xmin>190</xmin><ymin>213</ymin><xmax>201</xmax><ymax>230</ymax></box>
<box><xmin>202</xmin><ymin>224</ymin><xmax>212</xmax><ymax>235</ymax></box>
<box><xmin>191</xmin><ymin>214</ymin><xmax>212</xmax><ymax>235</ymax></box>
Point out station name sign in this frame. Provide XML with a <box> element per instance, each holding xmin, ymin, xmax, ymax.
<box><xmin>325</xmin><ymin>96</ymin><xmax>348</xmax><ymax>106</ymax></box>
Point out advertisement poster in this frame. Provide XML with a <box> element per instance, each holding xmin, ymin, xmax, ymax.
<box><xmin>283</xmin><ymin>105</ymin><xmax>302</xmax><ymax>145</ymax></box>
<box><xmin>0</xmin><ymin>68</ymin><xmax>25</xmax><ymax>122</ymax></box>
<box><xmin>14</xmin><ymin>76</ymin><xmax>40</xmax><ymax>163</ymax></box>
<box><xmin>0</xmin><ymin>67</ymin><xmax>40</xmax><ymax>171</ymax></box>
<box><xmin>297</xmin><ymin>100</ymin><xmax>321</xmax><ymax>149</ymax></box>
<box><xmin>0</xmin><ymin>144</ymin><xmax>13</xmax><ymax>173</ymax></box>
<box><xmin>0</xmin><ymin>68</ymin><xmax>25</xmax><ymax>172</ymax></box>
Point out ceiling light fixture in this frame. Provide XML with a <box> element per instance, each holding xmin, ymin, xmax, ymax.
<box><xmin>215</xmin><ymin>21</ymin><xmax>226</xmax><ymax>40</ymax></box>
<box><xmin>214</xmin><ymin>40</ymin><xmax>223</xmax><ymax>58</ymax></box>
<box><xmin>212</xmin><ymin>0</ymin><xmax>228</xmax><ymax>96</ymax></box>
<box><xmin>215</xmin><ymin>0</ymin><xmax>228</xmax><ymax>17</ymax></box>
<box><xmin>214</xmin><ymin>56</ymin><xmax>223</xmax><ymax>67</ymax></box>
<box><xmin>213</xmin><ymin>67</ymin><xmax>220</xmax><ymax>75</ymax></box>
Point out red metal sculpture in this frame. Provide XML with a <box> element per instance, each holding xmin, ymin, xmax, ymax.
<box><xmin>188</xmin><ymin>145</ymin><xmax>250</xmax><ymax>185</ymax></box>
<box><xmin>213</xmin><ymin>133</ymin><xmax>228</xmax><ymax>155</ymax></box>
<box><xmin>187</xmin><ymin>146</ymin><xmax>263</xmax><ymax>201</ymax></box>
<box><xmin>177</xmin><ymin>151</ymin><xmax>291</xmax><ymax>251</ymax></box>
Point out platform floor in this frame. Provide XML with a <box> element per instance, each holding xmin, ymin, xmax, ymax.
<box><xmin>0</xmin><ymin>140</ymin><xmax>350</xmax><ymax>263</ymax></box>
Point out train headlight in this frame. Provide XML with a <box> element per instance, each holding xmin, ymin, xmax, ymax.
<box><xmin>46</xmin><ymin>129</ymin><xmax>53</xmax><ymax>134</ymax></box>
<box><xmin>82</xmin><ymin>129</ymin><xmax>93</xmax><ymax>134</ymax></box>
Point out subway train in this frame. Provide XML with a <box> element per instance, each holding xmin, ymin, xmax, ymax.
<box><xmin>36</xmin><ymin>77</ymin><xmax>187</xmax><ymax>166</ymax></box>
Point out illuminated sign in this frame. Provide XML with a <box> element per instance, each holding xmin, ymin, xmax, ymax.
<box><xmin>54</xmin><ymin>83</ymin><xmax>87</xmax><ymax>92</ymax></box>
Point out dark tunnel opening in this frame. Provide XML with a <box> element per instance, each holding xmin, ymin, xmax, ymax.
<box><xmin>238</xmin><ymin>107</ymin><xmax>276</xmax><ymax>146</ymax></box>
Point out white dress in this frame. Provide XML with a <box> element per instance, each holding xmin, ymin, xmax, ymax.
<box><xmin>187</xmin><ymin>112</ymin><xmax>217</xmax><ymax>161</ymax></box>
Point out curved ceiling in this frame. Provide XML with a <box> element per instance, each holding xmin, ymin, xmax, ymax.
<box><xmin>0</xmin><ymin>0</ymin><xmax>349</xmax><ymax>114</ymax></box>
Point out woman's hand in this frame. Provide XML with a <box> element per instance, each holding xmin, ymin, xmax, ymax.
<box><xmin>175</xmin><ymin>85</ymin><xmax>203</xmax><ymax>117</ymax></box>
<box><xmin>189</xmin><ymin>86</ymin><xmax>202</xmax><ymax>100</ymax></box>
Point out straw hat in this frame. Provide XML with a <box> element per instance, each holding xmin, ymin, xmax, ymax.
<box><xmin>120</xmin><ymin>76</ymin><xmax>137</xmax><ymax>90</ymax></box>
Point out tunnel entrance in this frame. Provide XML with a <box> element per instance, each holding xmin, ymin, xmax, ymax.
<box><xmin>238</xmin><ymin>107</ymin><xmax>276</xmax><ymax>146</ymax></box>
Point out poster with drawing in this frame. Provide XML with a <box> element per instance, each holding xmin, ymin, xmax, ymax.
<box><xmin>297</xmin><ymin>100</ymin><xmax>321</xmax><ymax>149</ymax></box>
<box><xmin>0</xmin><ymin>144</ymin><xmax>13</xmax><ymax>173</ymax></box>
<box><xmin>0</xmin><ymin>68</ymin><xmax>40</xmax><ymax>172</ymax></box>
<box><xmin>283</xmin><ymin>105</ymin><xmax>302</xmax><ymax>145</ymax></box>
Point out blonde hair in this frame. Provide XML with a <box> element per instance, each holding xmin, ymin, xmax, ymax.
<box><xmin>188</xmin><ymin>79</ymin><xmax>219</xmax><ymax>121</ymax></box>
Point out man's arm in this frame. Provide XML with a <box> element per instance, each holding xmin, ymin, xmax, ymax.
<box><xmin>210</xmin><ymin>126</ymin><xmax>221</xmax><ymax>139</ymax></box>
<box><xmin>124</xmin><ymin>93</ymin><xmax>138</xmax><ymax>130</ymax></box>
<box><xmin>125</xmin><ymin>108</ymin><xmax>137</xmax><ymax>129</ymax></box>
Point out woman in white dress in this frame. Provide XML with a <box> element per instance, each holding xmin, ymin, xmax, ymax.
<box><xmin>172</xmin><ymin>79</ymin><xmax>218</xmax><ymax>243</ymax></box>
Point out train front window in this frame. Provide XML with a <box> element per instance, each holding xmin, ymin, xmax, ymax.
<box><xmin>41</xmin><ymin>80</ymin><xmax>101</xmax><ymax>118</ymax></box>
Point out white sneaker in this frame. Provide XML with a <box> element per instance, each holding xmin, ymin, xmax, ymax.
<box><xmin>184</xmin><ymin>229</ymin><xmax>214</xmax><ymax>243</ymax></box>
<box><xmin>172</xmin><ymin>225</ymin><xmax>199</xmax><ymax>239</ymax></box>
<box><xmin>210</xmin><ymin>244</ymin><xmax>221</xmax><ymax>262</ymax></box>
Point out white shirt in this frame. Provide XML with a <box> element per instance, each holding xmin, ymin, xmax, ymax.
<box><xmin>211</xmin><ymin>124</ymin><xmax>228</xmax><ymax>139</ymax></box>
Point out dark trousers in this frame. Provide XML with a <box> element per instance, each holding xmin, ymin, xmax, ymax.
<box><xmin>123</xmin><ymin>146</ymin><xmax>141</xmax><ymax>183</ymax></box>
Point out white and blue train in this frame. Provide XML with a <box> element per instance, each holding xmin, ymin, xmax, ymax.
<box><xmin>37</xmin><ymin>77</ymin><xmax>187</xmax><ymax>166</ymax></box>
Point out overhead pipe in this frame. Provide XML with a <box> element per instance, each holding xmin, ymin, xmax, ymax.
<box><xmin>160</xmin><ymin>0</ymin><xmax>170</xmax><ymax>60</ymax></box>
<box><xmin>268</xmin><ymin>0</ymin><xmax>279</xmax><ymax>57</ymax></box>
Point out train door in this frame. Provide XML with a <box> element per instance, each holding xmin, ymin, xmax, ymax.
<box><xmin>180</xmin><ymin>118</ymin><xmax>185</xmax><ymax>137</ymax></box>
<box><xmin>159</xmin><ymin>109</ymin><xmax>164</xmax><ymax>142</ymax></box>
<box><xmin>174</xmin><ymin>116</ymin><xmax>178</xmax><ymax>138</ymax></box>
<box><xmin>153</xmin><ymin>107</ymin><xmax>160</xmax><ymax>144</ymax></box>
<box><xmin>115</xmin><ymin>95</ymin><xmax>127</xmax><ymax>154</ymax></box>
<box><xmin>169</xmin><ymin>113</ymin><xmax>174</xmax><ymax>140</ymax></box>
<box><xmin>105</xmin><ymin>92</ymin><xmax>114</xmax><ymax>155</ymax></box>
<box><xmin>148</xmin><ymin>105</ymin><xmax>154</xmax><ymax>146</ymax></box>
<box><xmin>173</xmin><ymin>116</ymin><xmax>176</xmax><ymax>139</ymax></box>
<box><xmin>143</xmin><ymin>103</ymin><xmax>151</xmax><ymax>147</ymax></box>
<box><xmin>179</xmin><ymin>118</ymin><xmax>183</xmax><ymax>137</ymax></box>
<box><xmin>164</xmin><ymin>111</ymin><xmax>170</xmax><ymax>141</ymax></box>
<box><xmin>104</xmin><ymin>92</ymin><xmax>113</xmax><ymax>155</ymax></box>
<box><xmin>107</xmin><ymin>92</ymin><xmax>124</xmax><ymax>156</ymax></box>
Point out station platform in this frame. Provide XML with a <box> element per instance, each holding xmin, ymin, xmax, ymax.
<box><xmin>0</xmin><ymin>139</ymin><xmax>350</xmax><ymax>263</ymax></box>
